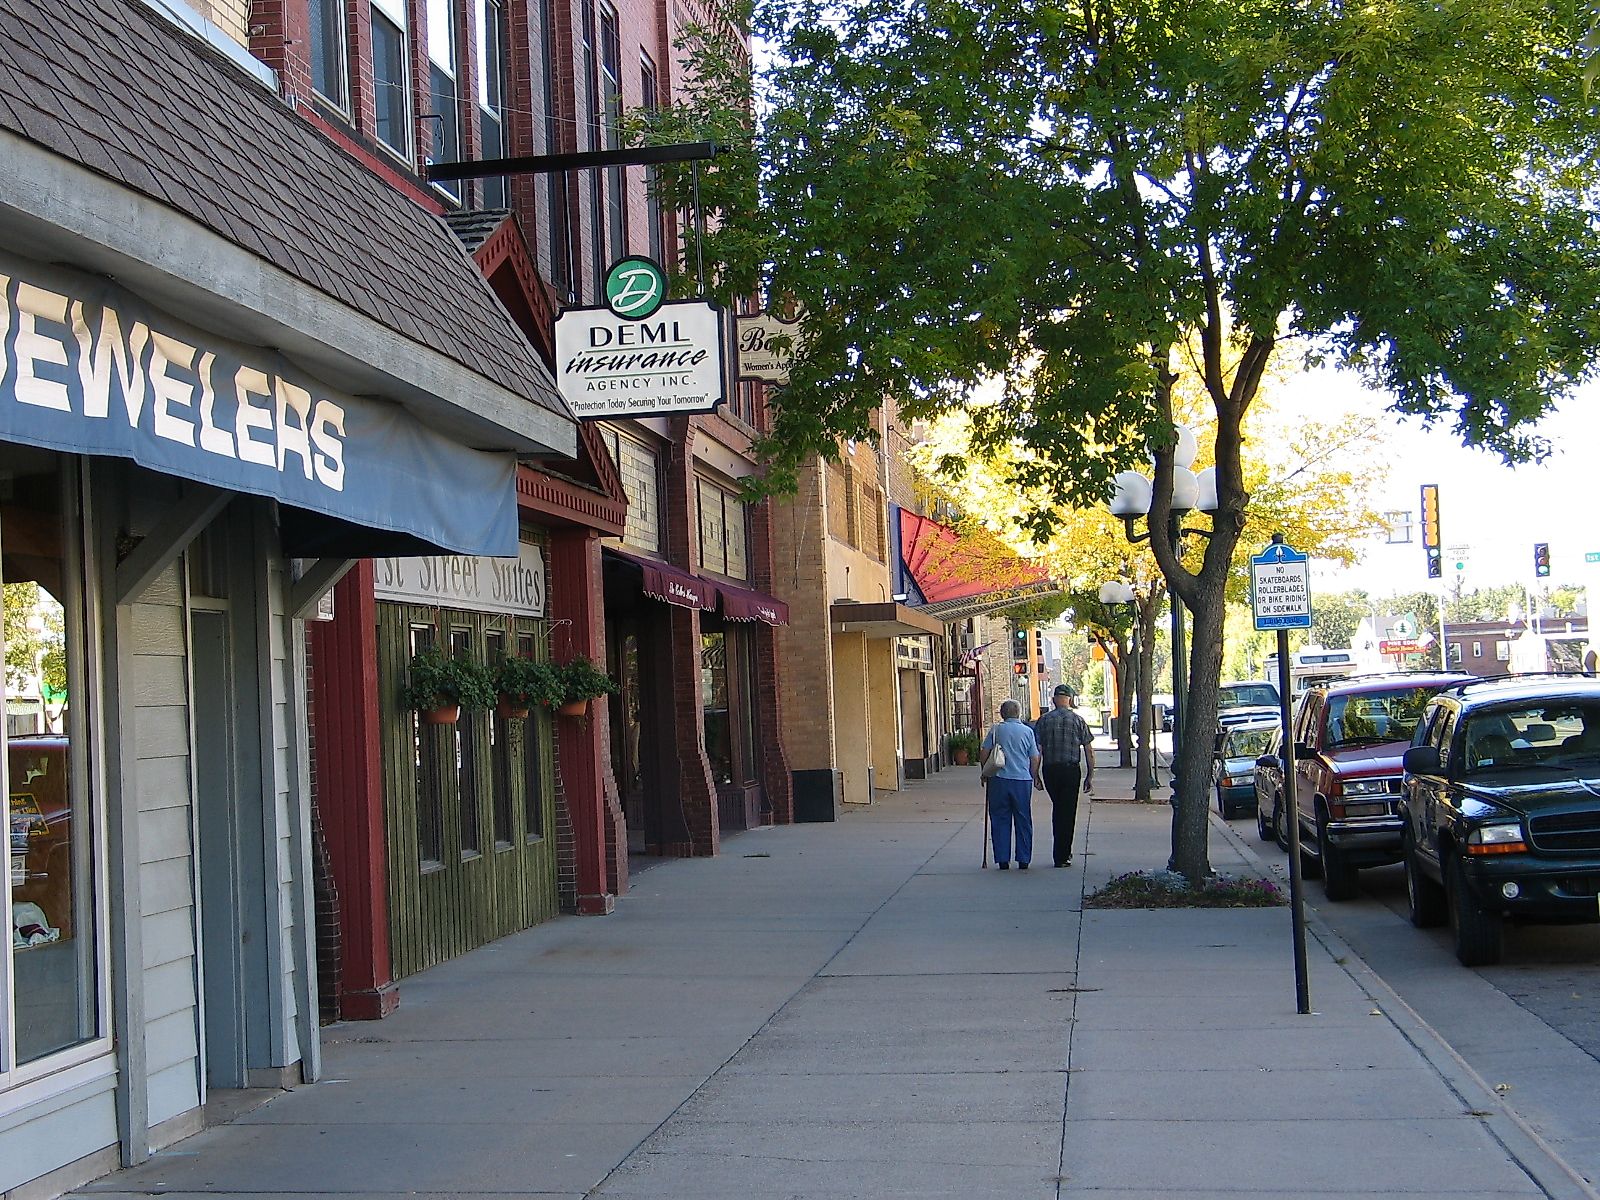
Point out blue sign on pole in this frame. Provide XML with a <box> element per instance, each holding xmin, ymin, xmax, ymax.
<box><xmin>1251</xmin><ymin>541</ymin><xmax>1313</xmax><ymax>632</ymax></box>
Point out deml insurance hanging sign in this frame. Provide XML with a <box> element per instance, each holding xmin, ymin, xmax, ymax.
<box><xmin>0</xmin><ymin>251</ymin><xmax>518</xmax><ymax>556</ymax></box>
<box><xmin>554</xmin><ymin>257</ymin><xmax>725</xmax><ymax>419</ymax></box>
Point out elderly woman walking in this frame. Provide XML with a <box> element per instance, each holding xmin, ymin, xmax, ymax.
<box><xmin>981</xmin><ymin>699</ymin><xmax>1044</xmax><ymax>869</ymax></box>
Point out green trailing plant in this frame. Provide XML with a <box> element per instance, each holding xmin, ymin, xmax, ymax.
<box><xmin>946</xmin><ymin>730</ymin><xmax>981</xmax><ymax>760</ymax></box>
<box><xmin>402</xmin><ymin>647</ymin><xmax>495</xmax><ymax>712</ymax></box>
<box><xmin>493</xmin><ymin>656</ymin><xmax>563</xmax><ymax>710</ymax></box>
<box><xmin>558</xmin><ymin>655</ymin><xmax>619</xmax><ymax>704</ymax></box>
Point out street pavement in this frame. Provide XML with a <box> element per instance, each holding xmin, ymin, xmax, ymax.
<box><xmin>1217</xmin><ymin>806</ymin><xmax>1600</xmax><ymax>1193</ymax></box>
<box><xmin>76</xmin><ymin>758</ymin><xmax>1595</xmax><ymax>1199</ymax></box>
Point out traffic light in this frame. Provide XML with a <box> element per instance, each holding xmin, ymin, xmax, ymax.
<box><xmin>1534</xmin><ymin>542</ymin><xmax>1551</xmax><ymax>578</ymax></box>
<box><xmin>1012</xmin><ymin>626</ymin><xmax>1027</xmax><ymax>658</ymax></box>
<box><xmin>1012</xmin><ymin>661</ymin><xmax>1028</xmax><ymax>676</ymax></box>
<box><xmin>1419</xmin><ymin>484</ymin><xmax>1441</xmax><ymax>579</ymax></box>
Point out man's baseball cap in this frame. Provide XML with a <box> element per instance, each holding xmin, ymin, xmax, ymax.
<box><xmin>1053</xmin><ymin>685</ymin><xmax>1074</xmax><ymax>698</ymax></box>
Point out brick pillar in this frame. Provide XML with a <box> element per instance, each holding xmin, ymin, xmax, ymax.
<box><xmin>549</xmin><ymin>528</ymin><xmax>621</xmax><ymax>912</ymax></box>
<box><xmin>747</xmin><ymin>496</ymin><xmax>792</xmax><ymax>824</ymax></box>
<box><xmin>667</xmin><ymin>602</ymin><xmax>718</xmax><ymax>855</ymax></box>
<box><xmin>308</xmin><ymin>561</ymin><xmax>399</xmax><ymax>1019</ymax></box>
<box><xmin>662</xmin><ymin>418</ymin><xmax>719</xmax><ymax>855</ymax></box>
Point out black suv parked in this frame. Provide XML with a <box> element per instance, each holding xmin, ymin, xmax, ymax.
<box><xmin>1401</xmin><ymin>675</ymin><xmax>1600</xmax><ymax>966</ymax></box>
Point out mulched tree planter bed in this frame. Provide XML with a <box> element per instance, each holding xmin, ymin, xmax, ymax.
<box><xmin>1084</xmin><ymin>870</ymin><xmax>1286</xmax><ymax>909</ymax></box>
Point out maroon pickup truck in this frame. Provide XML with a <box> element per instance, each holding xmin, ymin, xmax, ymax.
<box><xmin>1285</xmin><ymin>673</ymin><xmax>1470</xmax><ymax>901</ymax></box>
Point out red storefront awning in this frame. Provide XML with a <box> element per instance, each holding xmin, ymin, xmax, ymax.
<box><xmin>898</xmin><ymin>511</ymin><xmax>1063</xmax><ymax>621</ymax></box>
<box><xmin>900</xmin><ymin>511</ymin><xmax>1052</xmax><ymax>603</ymax></box>
<box><xmin>718</xmin><ymin>581</ymin><xmax>790</xmax><ymax>626</ymax></box>
<box><xmin>607</xmin><ymin>548</ymin><xmax>716</xmax><ymax>609</ymax></box>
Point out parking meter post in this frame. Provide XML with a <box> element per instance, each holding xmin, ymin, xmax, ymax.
<box><xmin>1277</xmin><ymin>626</ymin><xmax>1311</xmax><ymax>1015</ymax></box>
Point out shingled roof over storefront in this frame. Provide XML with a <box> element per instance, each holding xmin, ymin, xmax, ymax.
<box><xmin>0</xmin><ymin>0</ymin><xmax>569</xmax><ymax>423</ymax></box>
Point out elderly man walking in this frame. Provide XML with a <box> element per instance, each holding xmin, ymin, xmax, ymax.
<box><xmin>981</xmin><ymin>699</ymin><xmax>1044</xmax><ymax>869</ymax></box>
<box><xmin>1033</xmin><ymin>685</ymin><xmax>1096</xmax><ymax>867</ymax></box>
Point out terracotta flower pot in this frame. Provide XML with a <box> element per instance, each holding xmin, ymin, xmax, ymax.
<box><xmin>420</xmin><ymin>703</ymin><xmax>460</xmax><ymax>725</ymax></box>
<box><xmin>952</xmin><ymin>748</ymin><xmax>970</xmax><ymax>766</ymax></box>
<box><xmin>496</xmin><ymin>697</ymin><xmax>531</xmax><ymax>720</ymax></box>
<box><xmin>557</xmin><ymin>698</ymin><xmax>589</xmax><ymax>718</ymax></box>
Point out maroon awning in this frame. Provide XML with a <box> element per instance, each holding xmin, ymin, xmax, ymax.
<box><xmin>718</xmin><ymin>581</ymin><xmax>790</xmax><ymax>626</ymax></box>
<box><xmin>606</xmin><ymin>548</ymin><xmax>716</xmax><ymax>609</ymax></box>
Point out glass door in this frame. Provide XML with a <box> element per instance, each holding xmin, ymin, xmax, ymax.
<box><xmin>2</xmin><ymin>448</ymin><xmax>102</xmax><ymax>1081</ymax></box>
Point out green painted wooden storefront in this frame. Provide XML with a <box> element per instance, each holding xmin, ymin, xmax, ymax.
<box><xmin>377</xmin><ymin>602</ymin><xmax>560</xmax><ymax>979</ymax></box>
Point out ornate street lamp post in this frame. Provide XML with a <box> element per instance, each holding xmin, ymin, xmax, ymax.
<box><xmin>1107</xmin><ymin>428</ymin><xmax>1220</xmax><ymax>818</ymax></box>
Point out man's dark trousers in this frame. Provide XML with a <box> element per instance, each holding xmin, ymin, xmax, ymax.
<box><xmin>1042</xmin><ymin>762</ymin><xmax>1082</xmax><ymax>866</ymax></box>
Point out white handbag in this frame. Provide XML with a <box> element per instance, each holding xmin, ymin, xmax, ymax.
<box><xmin>980</xmin><ymin>742</ymin><xmax>1006</xmax><ymax>780</ymax></box>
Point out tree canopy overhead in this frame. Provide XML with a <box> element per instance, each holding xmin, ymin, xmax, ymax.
<box><xmin>754</xmin><ymin>0</ymin><xmax>1600</xmax><ymax>494</ymax></box>
<box><xmin>643</xmin><ymin>0</ymin><xmax>1600</xmax><ymax>878</ymax></box>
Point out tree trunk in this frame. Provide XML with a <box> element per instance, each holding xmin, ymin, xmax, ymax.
<box><xmin>1134</xmin><ymin>587</ymin><xmax>1161</xmax><ymax>803</ymax></box>
<box><xmin>1170</xmin><ymin>573</ymin><xmax>1228</xmax><ymax>880</ymax></box>
<box><xmin>1113</xmin><ymin>631</ymin><xmax>1133</xmax><ymax>768</ymax></box>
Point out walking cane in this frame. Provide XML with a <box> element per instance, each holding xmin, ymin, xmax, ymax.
<box><xmin>981</xmin><ymin>780</ymin><xmax>990</xmax><ymax>869</ymax></box>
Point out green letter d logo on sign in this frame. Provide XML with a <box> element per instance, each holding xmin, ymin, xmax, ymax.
<box><xmin>604</xmin><ymin>257</ymin><xmax>667</xmax><ymax>320</ymax></box>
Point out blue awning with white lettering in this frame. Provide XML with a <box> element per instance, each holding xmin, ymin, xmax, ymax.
<box><xmin>0</xmin><ymin>252</ymin><xmax>517</xmax><ymax>557</ymax></box>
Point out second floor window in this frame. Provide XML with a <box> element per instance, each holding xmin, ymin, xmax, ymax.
<box><xmin>474</xmin><ymin>0</ymin><xmax>510</xmax><ymax>207</ymax></box>
<box><xmin>599</xmin><ymin>4</ymin><xmax>625</xmax><ymax>265</ymax></box>
<box><xmin>640</xmin><ymin>53</ymin><xmax>664</xmax><ymax>264</ymax></box>
<box><xmin>372</xmin><ymin>0</ymin><xmax>412</xmax><ymax>157</ymax></box>
<box><xmin>309</xmin><ymin>0</ymin><xmax>348</xmax><ymax>110</ymax></box>
<box><xmin>426</xmin><ymin>0</ymin><xmax>461</xmax><ymax>199</ymax></box>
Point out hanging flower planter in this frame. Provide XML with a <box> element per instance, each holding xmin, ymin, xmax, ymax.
<box><xmin>551</xmin><ymin>655</ymin><xmax>618</xmax><ymax>720</ymax></box>
<box><xmin>421</xmin><ymin>703</ymin><xmax>462</xmax><ymax>726</ymax></box>
<box><xmin>492</xmin><ymin>655</ymin><xmax>560</xmax><ymax>721</ymax></box>
<box><xmin>403</xmin><ymin>647</ymin><xmax>495</xmax><ymax>727</ymax></box>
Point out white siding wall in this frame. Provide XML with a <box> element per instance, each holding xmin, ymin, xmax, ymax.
<box><xmin>266</xmin><ymin>556</ymin><xmax>300</xmax><ymax>1061</ymax></box>
<box><xmin>130</xmin><ymin>564</ymin><xmax>201</xmax><ymax>1127</ymax></box>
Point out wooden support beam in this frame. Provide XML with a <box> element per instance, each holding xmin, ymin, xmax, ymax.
<box><xmin>289</xmin><ymin>557</ymin><xmax>357</xmax><ymax>620</ymax></box>
<box><xmin>113</xmin><ymin>485</ymin><xmax>231</xmax><ymax>605</ymax></box>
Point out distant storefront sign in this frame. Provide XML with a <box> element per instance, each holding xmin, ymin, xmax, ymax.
<box><xmin>734</xmin><ymin>311</ymin><xmax>807</xmax><ymax>384</ymax></box>
<box><xmin>0</xmin><ymin>251</ymin><xmax>517</xmax><ymax>555</ymax></box>
<box><xmin>374</xmin><ymin>541</ymin><xmax>547</xmax><ymax>617</ymax></box>
<box><xmin>554</xmin><ymin>258</ymin><xmax>724</xmax><ymax>420</ymax></box>
<box><xmin>1379</xmin><ymin>639</ymin><xmax>1422</xmax><ymax>656</ymax></box>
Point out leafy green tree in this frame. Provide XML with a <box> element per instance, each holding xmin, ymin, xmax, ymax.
<box><xmin>646</xmin><ymin>0</ymin><xmax>1600</xmax><ymax>880</ymax></box>
<box><xmin>1310</xmin><ymin>591</ymin><xmax>1370</xmax><ymax>651</ymax></box>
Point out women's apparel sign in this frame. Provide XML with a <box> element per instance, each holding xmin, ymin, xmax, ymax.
<box><xmin>553</xmin><ymin>258</ymin><xmax>725</xmax><ymax>419</ymax></box>
<box><xmin>0</xmin><ymin>252</ymin><xmax>518</xmax><ymax>556</ymax></box>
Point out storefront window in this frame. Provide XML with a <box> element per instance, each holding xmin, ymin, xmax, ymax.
<box><xmin>451</xmin><ymin>627</ymin><xmax>480</xmax><ymax>858</ymax></box>
<box><xmin>411</xmin><ymin>624</ymin><xmax>443</xmax><ymax>867</ymax></box>
<box><xmin>701</xmin><ymin>629</ymin><xmax>732</xmax><ymax>785</ymax></box>
<box><xmin>487</xmin><ymin>631</ymin><xmax>513</xmax><ymax>848</ymax></box>
<box><xmin>517</xmin><ymin>632</ymin><xmax>544</xmax><ymax>840</ymax></box>
<box><xmin>5</xmin><ymin>448</ymin><xmax>98</xmax><ymax>1069</ymax></box>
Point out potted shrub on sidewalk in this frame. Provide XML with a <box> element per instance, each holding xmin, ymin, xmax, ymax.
<box><xmin>492</xmin><ymin>655</ymin><xmax>561</xmax><ymax>719</ymax></box>
<box><xmin>946</xmin><ymin>730</ymin><xmax>981</xmax><ymax>766</ymax></box>
<box><xmin>555</xmin><ymin>655</ymin><xmax>617</xmax><ymax>718</ymax></box>
<box><xmin>403</xmin><ymin>646</ymin><xmax>495</xmax><ymax>725</ymax></box>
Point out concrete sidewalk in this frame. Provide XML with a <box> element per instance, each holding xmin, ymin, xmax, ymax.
<box><xmin>77</xmin><ymin>766</ymin><xmax>1590</xmax><ymax>1199</ymax></box>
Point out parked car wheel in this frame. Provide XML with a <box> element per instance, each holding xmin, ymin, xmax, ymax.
<box><xmin>1318</xmin><ymin>816</ymin><xmax>1358</xmax><ymax>901</ymax></box>
<box><xmin>1447</xmin><ymin>854</ymin><xmax>1503</xmax><ymax>967</ymax></box>
<box><xmin>1403</xmin><ymin>834</ymin><xmax>1446</xmax><ymax>928</ymax></box>
<box><xmin>1273</xmin><ymin>798</ymin><xmax>1291</xmax><ymax>851</ymax></box>
<box><xmin>1256</xmin><ymin>797</ymin><xmax>1276</xmax><ymax>843</ymax></box>
<box><xmin>1215</xmin><ymin>785</ymin><xmax>1231</xmax><ymax>820</ymax></box>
